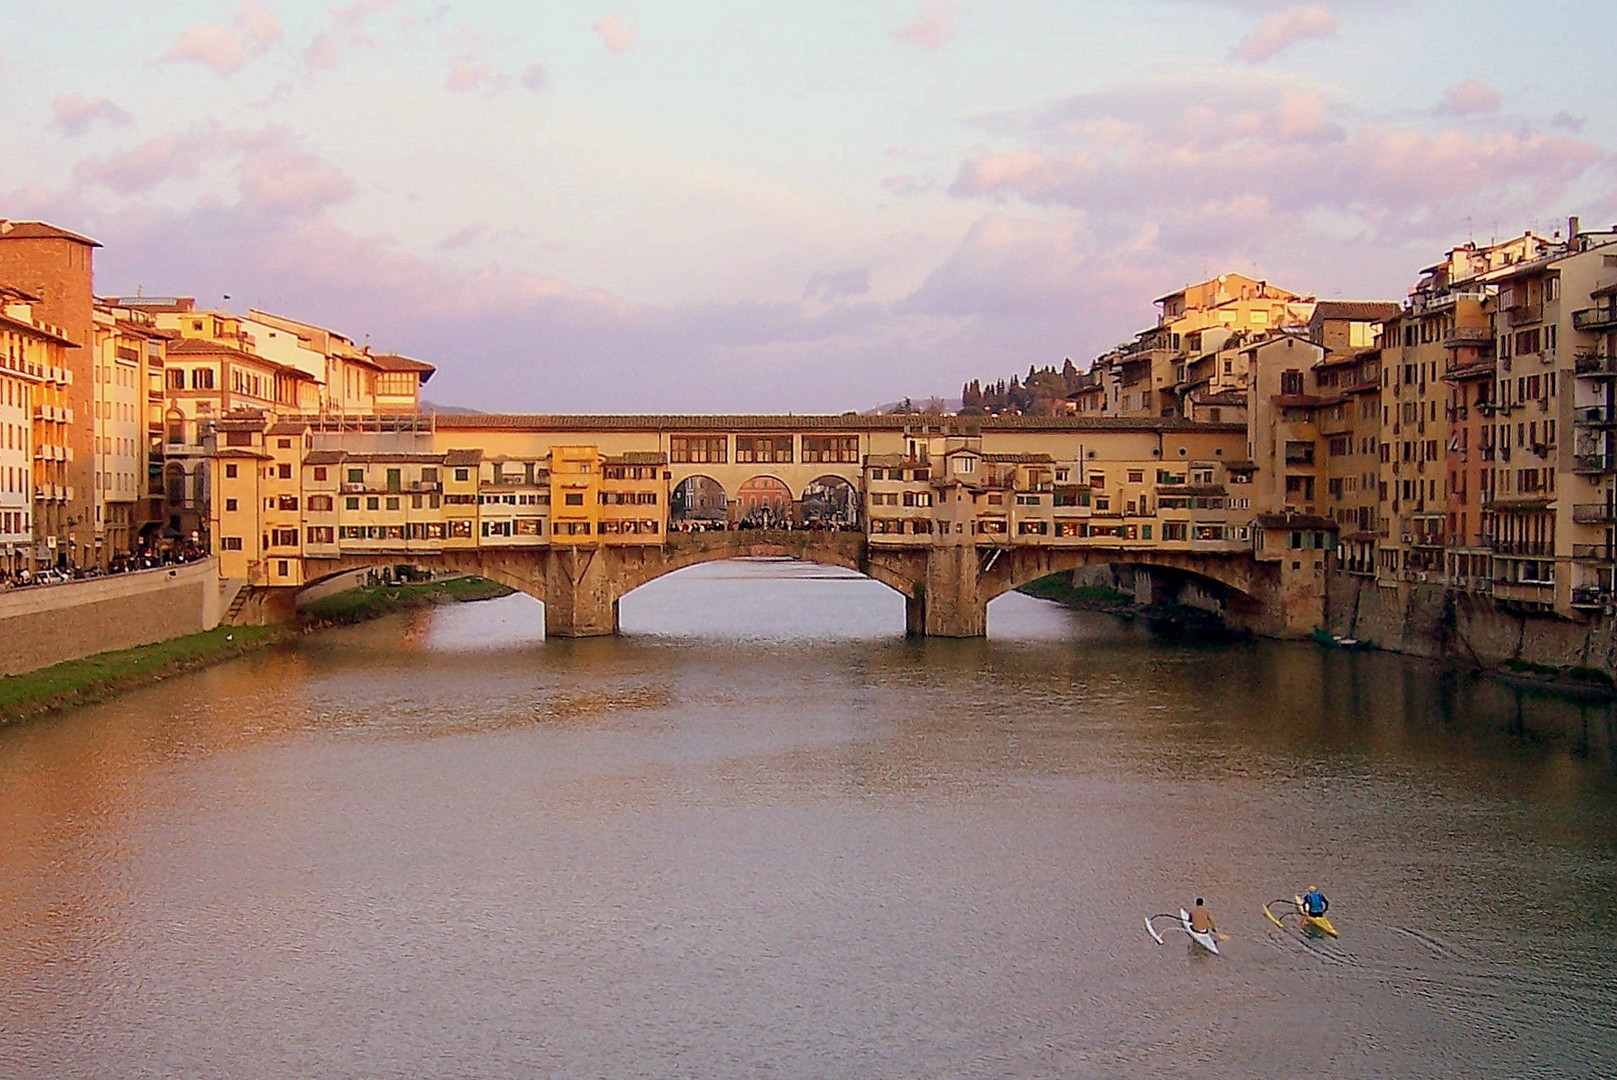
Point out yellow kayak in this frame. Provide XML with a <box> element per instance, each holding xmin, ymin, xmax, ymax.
<box><xmin>1294</xmin><ymin>895</ymin><xmax>1339</xmax><ymax>937</ymax></box>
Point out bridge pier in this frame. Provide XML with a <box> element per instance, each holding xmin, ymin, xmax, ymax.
<box><xmin>906</xmin><ymin>546</ymin><xmax>987</xmax><ymax>638</ymax></box>
<box><xmin>543</xmin><ymin>547</ymin><xmax>620</xmax><ymax>637</ymax></box>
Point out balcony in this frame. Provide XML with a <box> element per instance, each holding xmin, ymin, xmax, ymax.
<box><xmin>1573</xmin><ymin>305</ymin><xmax>1617</xmax><ymax>332</ymax></box>
<box><xmin>1574</xmin><ymin>349</ymin><xmax>1617</xmax><ymax>376</ymax></box>
<box><xmin>1507</xmin><ymin>304</ymin><xmax>1545</xmax><ymax>327</ymax></box>
<box><xmin>1573</xmin><ymin>503</ymin><xmax>1617</xmax><ymax>524</ymax></box>
<box><xmin>1571</xmin><ymin>587</ymin><xmax>1611</xmax><ymax>609</ymax></box>
<box><xmin>1573</xmin><ymin>455</ymin><xmax>1616</xmax><ymax>474</ymax></box>
<box><xmin>1576</xmin><ymin>405</ymin><xmax>1617</xmax><ymax>427</ymax></box>
<box><xmin>1491</xmin><ymin>539</ymin><xmax>1553</xmax><ymax>557</ymax></box>
<box><xmin>1442</xmin><ymin>325</ymin><xmax>1492</xmax><ymax>348</ymax></box>
<box><xmin>1572</xmin><ymin>544</ymin><xmax>1616</xmax><ymax>561</ymax></box>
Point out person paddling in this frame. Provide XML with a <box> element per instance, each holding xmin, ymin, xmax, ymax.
<box><xmin>1301</xmin><ymin>886</ymin><xmax>1329</xmax><ymax>918</ymax></box>
<box><xmin>1188</xmin><ymin>897</ymin><xmax>1217</xmax><ymax>935</ymax></box>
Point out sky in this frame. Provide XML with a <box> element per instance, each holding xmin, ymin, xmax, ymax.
<box><xmin>3</xmin><ymin>0</ymin><xmax>1616</xmax><ymax>413</ymax></box>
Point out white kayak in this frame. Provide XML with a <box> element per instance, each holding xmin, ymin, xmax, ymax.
<box><xmin>1180</xmin><ymin>908</ymin><xmax>1220</xmax><ymax>954</ymax></box>
<box><xmin>1145</xmin><ymin>910</ymin><xmax>1220</xmax><ymax>955</ymax></box>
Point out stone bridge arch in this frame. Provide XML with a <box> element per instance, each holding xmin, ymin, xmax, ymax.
<box><xmin>977</xmin><ymin>546</ymin><xmax>1282</xmax><ymax>633</ymax></box>
<box><xmin>609</xmin><ymin>530</ymin><xmax>918</xmax><ymax>601</ymax></box>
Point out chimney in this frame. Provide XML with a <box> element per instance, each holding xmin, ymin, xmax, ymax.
<box><xmin>1569</xmin><ymin>215</ymin><xmax>1580</xmax><ymax>240</ymax></box>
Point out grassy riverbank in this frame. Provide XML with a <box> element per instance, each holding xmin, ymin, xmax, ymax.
<box><xmin>1015</xmin><ymin>575</ymin><xmax>1135</xmax><ymax>611</ymax></box>
<box><xmin>0</xmin><ymin>625</ymin><xmax>290</xmax><ymax>726</ymax></box>
<box><xmin>299</xmin><ymin>575</ymin><xmax>515</xmax><ymax>625</ymax></box>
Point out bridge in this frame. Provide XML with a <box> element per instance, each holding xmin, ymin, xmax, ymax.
<box><xmin>212</xmin><ymin>413</ymin><xmax>1334</xmax><ymax>637</ymax></box>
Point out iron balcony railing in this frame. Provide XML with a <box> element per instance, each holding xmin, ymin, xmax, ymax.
<box><xmin>1572</xmin><ymin>503</ymin><xmax>1617</xmax><ymax>524</ymax></box>
<box><xmin>1573</xmin><ymin>455</ymin><xmax>1617</xmax><ymax>474</ymax></box>
<box><xmin>1572</xmin><ymin>544</ymin><xmax>1617</xmax><ymax>561</ymax></box>
<box><xmin>1574</xmin><ymin>350</ymin><xmax>1617</xmax><ymax>376</ymax></box>
<box><xmin>1571</xmin><ymin>587</ymin><xmax>1611</xmax><ymax>608</ymax></box>
<box><xmin>1572</xmin><ymin>305</ymin><xmax>1617</xmax><ymax>332</ymax></box>
<box><xmin>1576</xmin><ymin>405</ymin><xmax>1617</xmax><ymax>426</ymax></box>
<box><xmin>1490</xmin><ymin>539</ymin><xmax>1554</xmax><ymax>557</ymax></box>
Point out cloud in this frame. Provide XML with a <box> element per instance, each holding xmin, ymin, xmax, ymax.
<box><xmin>951</xmin><ymin>78</ymin><xmax>1601</xmax><ymax>236</ymax></box>
<box><xmin>1434</xmin><ymin>78</ymin><xmax>1502</xmax><ymax>116</ymax></box>
<box><xmin>75</xmin><ymin>133</ymin><xmax>203</xmax><ymax>194</ymax></box>
<box><xmin>446</xmin><ymin>55</ymin><xmax>508</xmax><ymax>94</ymax></box>
<box><xmin>1230</xmin><ymin>4</ymin><xmax>1339</xmax><ymax>63</ymax></box>
<box><xmin>157</xmin><ymin>1</ymin><xmax>282</xmax><ymax>76</ymax></box>
<box><xmin>72</xmin><ymin>124</ymin><xmax>355</xmax><ymax>218</ymax></box>
<box><xmin>437</xmin><ymin>223</ymin><xmax>486</xmax><ymax>251</ymax></box>
<box><xmin>895</xmin><ymin>2</ymin><xmax>965</xmax><ymax>51</ymax></box>
<box><xmin>52</xmin><ymin>94</ymin><xmax>134</xmax><ymax>136</ymax></box>
<box><xmin>804</xmin><ymin>267</ymin><xmax>872</xmax><ymax>303</ymax></box>
<box><xmin>594</xmin><ymin>14</ymin><xmax>638</xmax><ymax>54</ymax></box>
<box><xmin>521</xmin><ymin>63</ymin><xmax>550</xmax><ymax>91</ymax></box>
<box><xmin>232</xmin><ymin>128</ymin><xmax>357</xmax><ymax>216</ymax></box>
<box><xmin>303</xmin><ymin>0</ymin><xmax>403</xmax><ymax>71</ymax></box>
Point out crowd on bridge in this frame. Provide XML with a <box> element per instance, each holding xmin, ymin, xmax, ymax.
<box><xmin>0</xmin><ymin>542</ymin><xmax>209</xmax><ymax>591</ymax></box>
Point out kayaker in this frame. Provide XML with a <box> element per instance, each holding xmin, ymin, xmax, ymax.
<box><xmin>1302</xmin><ymin>886</ymin><xmax>1329</xmax><ymax>918</ymax></box>
<box><xmin>1189</xmin><ymin>897</ymin><xmax>1216</xmax><ymax>935</ymax></box>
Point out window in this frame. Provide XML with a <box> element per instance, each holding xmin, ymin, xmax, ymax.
<box><xmin>1280</xmin><ymin>370</ymin><xmax>1305</xmax><ymax>395</ymax></box>
<box><xmin>455</xmin><ymin>468</ymin><xmax>470</xmax><ymax>482</ymax></box>
<box><xmin>190</xmin><ymin>367</ymin><xmax>214</xmax><ymax>390</ymax></box>
<box><xmin>801</xmin><ymin>435</ymin><xmax>859</xmax><ymax>464</ymax></box>
<box><xmin>385</xmin><ymin>497</ymin><xmax>400</xmax><ymax>511</ymax></box>
<box><xmin>277</xmin><ymin>464</ymin><xmax>292</xmax><ymax>480</ymax></box>
<box><xmin>345</xmin><ymin>496</ymin><xmax>360</xmax><ymax>510</ymax></box>
<box><xmin>564</xmin><ymin>492</ymin><xmax>584</xmax><ymax>506</ymax></box>
<box><xmin>225</xmin><ymin>498</ymin><xmax>238</xmax><ymax>512</ymax></box>
<box><xmin>669</xmin><ymin>435</ymin><xmax>728</xmax><ymax>463</ymax></box>
<box><xmin>735</xmin><ymin>435</ymin><xmax>794</xmax><ymax>463</ymax></box>
<box><xmin>278</xmin><ymin>438</ymin><xmax>292</xmax><ymax>449</ymax></box>
<box><xmin>366</xmin><ymin>496</ymin><xmax>379</xmax><ymax>510</ymax></box>
<box><xmin>221</xmin><ymin>537</ymin><xmax>243</xmax><ymax>550</ymax></box>
<box><xmin>308</xmin><ymin>495</ymin><xmax>333</xmax><ymax>512</ymax></box>
<box><xmin>167</xmin><ymin>369</ymin><xmax>186</xmax><ymax>389</ymax></box>
<box><xmin>347</xmin><ymin>468</ymin><xmax>364</xmax><ymax>484</ymax></box>
<box><xmin>313</xmin><ymin>466</ymin><xmax>327</xmax><ymax>482</ymax></box>
<box><xmin>224</xmin><ymin>463</ymin><xmax>238</xmax><ymax>479</ymax></box>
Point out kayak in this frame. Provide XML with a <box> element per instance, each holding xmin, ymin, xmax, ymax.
<box><xmin>1294</xmin><ymin>895</ymin><xmax>1339</xmax><ymax>937</ymax></box>
<box><xmin>1180</xmin><ymin>908</ymin><xmax>1220</xmax><ymax>954</ymax></box>
<box><xmin>1145</xmin><ymin>911</ymin><xmax>1220</xmax><ymax>955</ymax></box>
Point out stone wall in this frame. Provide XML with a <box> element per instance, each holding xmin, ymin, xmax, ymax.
<box><xmin>1325</xmin><ymin>570</ymin><xmax>1617</xmax><ymax>675</ymax></box>
<box><xmin>0</xmin><ymin>559</ymin><xmax>223</xmax><ymax>676</ymax></box>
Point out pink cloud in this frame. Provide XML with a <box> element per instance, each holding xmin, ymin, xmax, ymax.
<box><xmin>303</xmin><ymin>0</ymin><xmax>403</xmax><ymax>71</ymax></box>
<box><xmin>75</xmin><ymin>133</ymin><xmax>202</xmax><ymax>195</ymax></box>
<box><xmin>949</xmin><ymin>78</ymin><xmax>1605</xmax><ymax>250</ymax></box>
<box><xmin>52</xmin><ymin>94</ymin><xmax>135</xmax><ymax>136</ymax></box>
<box><xmin>895</xmin><ymin>2</ymin><xmax>965</xmax><ymax>51</ymax></box>
<box><xmin>157</xmin><ymin>1</ymin><xmax>282</xmax><ymax>76</ymax></box>
<box><xmin>231</xmin><ymin>128</ymin><xmax>357</xmax><ymax>216</ymax></box>
<box><xmin>1230</xmin><ymin>4</ymin><xmax>1339</xmax><ymax>63</ymax></box>
<box><xmin>594</xmin><ymin>14</ymin><xmax>638</xmax><ymax>54</ymax></box>
<box><xmin>521</xmin><ymin>63</ymin><xmax>551</xmax><ymax>91</ymax></box>
<box><xmin>446</xmin><ymin>55</ymin><xmax>508</xmax><ymax>94</ymax></box>
<box><xmin>1435</xmin><ymin>78</ymin><xmax>1502</xmax><ymax>116</ymax></box>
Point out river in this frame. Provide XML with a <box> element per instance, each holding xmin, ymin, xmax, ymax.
<box><xmin>2</xmin><ymin>559</ymin><xmax>1614</xmax><ymax>1078</ymax></box>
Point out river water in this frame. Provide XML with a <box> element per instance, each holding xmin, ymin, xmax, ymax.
<box><xmin>2</xmin><ymin>559</ymin><xmax>1615</xmax><ymax>1078</ymax></box>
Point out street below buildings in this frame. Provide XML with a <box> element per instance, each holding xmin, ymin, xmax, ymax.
<box><xmin>1</xmin><ymin>558</ymin><xmax>1613</xmax><ymax>1077</ymax></box>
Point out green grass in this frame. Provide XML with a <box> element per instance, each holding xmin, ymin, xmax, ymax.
<box><xmin>0</xmin><ymin>625</ymin><xmax>288</xmax><ymax>725</ymax></box>
<box><xmin>300</xmin><ymin>575</ymin><xmax>514</xmax><ymax>624</ymax></box>
<box><xmin>1015</xmin><ymin>575</ymin><xmax>1135</xmax><ymax>608</ymax></box>
<box><xmin>1502</xmin><ymin>658</ymin><xmax>1615</xmax><ymax>687</ymax></box>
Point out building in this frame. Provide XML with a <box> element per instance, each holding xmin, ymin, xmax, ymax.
<box><xmin>0</xmin><ymin>221</ymin><xmax>100</xmax><ymax>567</ymax></box>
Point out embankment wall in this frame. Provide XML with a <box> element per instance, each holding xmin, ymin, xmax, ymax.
<box><xmin>0</xmin><ymin>559</ymin><xmax>223</xmax><ymax>676</ymax></box>
<box><xmin>1325</xmin><ymin>571</ymin><xmax>1617</xmax><ymax>674</ymax></box>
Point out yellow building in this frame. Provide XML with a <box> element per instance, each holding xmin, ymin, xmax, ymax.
<box><xmin>0</xmin><ymin>287</ymin><xmax>78</xmax><ymax>570</ymax></box>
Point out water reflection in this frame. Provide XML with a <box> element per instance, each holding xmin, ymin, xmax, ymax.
<box><xmin>0</xmin><ymin>558</ymin><xmax>1613</xmax><ymax>1078</ymax></box>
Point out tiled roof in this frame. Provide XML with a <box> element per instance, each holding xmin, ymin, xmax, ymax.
<box><xmin>303</xmin><ymin>450</ymin><xmax>349</xmax><ymax>465</ymax></box>
<box><xmin>266</xmin><ymin>420</ymin><xmax>308</xmax><ymax>435</ymax></box>
<box><xmin>1255</xmin><ymin>513</ymin><xmax>1337</xmax><ymax>530</ymax></box>
<box><xmin>983</xmin><ymin>452</ymin><xmax>1055</xmax><ymax>464</ymax></box>
<box><xmin>431</xmin><ymin>413</ymin><xmax>1245</xmax><ymax>434</ymax></box>
<box><xmin>443</xmin><ymin>448</ymin><xmax>483</xmax><ymax>466</ymax></box>
<box><xmin>367</xmin><ymin>352</ymin><xmax>436</xmax><ymax>383</ymax></box>
<box><xmin>607</xmin><ymin>451</ymin><xmax>668</xmax><ymax>465</ymax></box>
<box><xmin>0</xmin><ymin>220</ymin><xmax>101</xmax><ymax>246</ymax></box>
<box><xmin>1313</xmin><ymin>300</ymin><xmax>1400</xmax><ymax>322</ymax></box>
